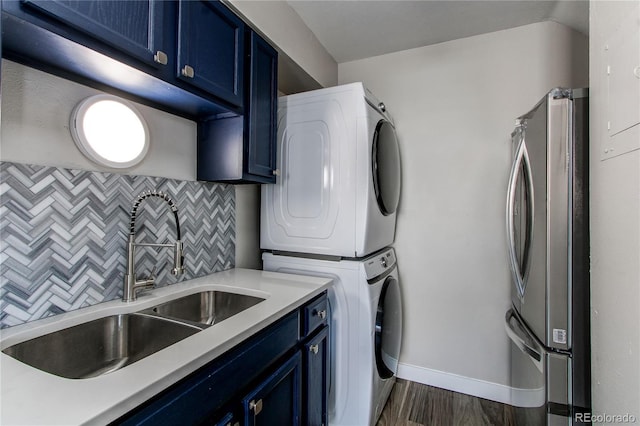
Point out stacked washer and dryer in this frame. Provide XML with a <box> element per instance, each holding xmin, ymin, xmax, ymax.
<box><xmin>261</xmin><ymin>83</ymin><xmax>403</xmax><ymax>426</ymax></box>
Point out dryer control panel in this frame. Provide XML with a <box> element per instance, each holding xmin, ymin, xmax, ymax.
<box><xmin>364</xmin><ymin>248</ymin><xmax>396</xmax><ymax>281</ymax></box>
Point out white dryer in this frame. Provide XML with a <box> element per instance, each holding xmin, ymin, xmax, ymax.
<box><xmin>261</xmin><ymin>83</ymin><xmax>401</xmax><ymax>258</ymax></box>
<box><xmin>263</xmin><ymin>247</ymin><xmax>403</xmax><ymax>426</ymax></box>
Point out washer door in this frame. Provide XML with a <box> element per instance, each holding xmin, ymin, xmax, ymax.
<box><xmin>372</xmin><ymin>120</ymin><xmax>401</xmax><ymax>216</ymax></box>
<box><xmin>375</xmin><ymin>275</ymin><xmax>402</xmax><ymax>379</ymax></box>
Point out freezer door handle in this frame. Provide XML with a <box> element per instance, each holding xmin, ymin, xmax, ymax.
<box><xmin>505</xmin><ymin>309</ymin><xmax>544</xmax><ymax>373</ymax></box>
<box><xmin>506</xmin><ymin>130</ymin><xmax>535</xmax><ymax>300</ymax></box>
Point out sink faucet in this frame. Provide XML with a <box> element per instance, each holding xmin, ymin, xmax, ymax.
<box><xmin>123</xmin><ymin>190</ymin><xmax>185</xmax><ymax>302</ymax></box>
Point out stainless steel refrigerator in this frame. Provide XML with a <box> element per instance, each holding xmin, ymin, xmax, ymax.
<box><xmin>505</xmin><ymin>88</ymin><xmax>590</xmax><ymax>425</ymax></box>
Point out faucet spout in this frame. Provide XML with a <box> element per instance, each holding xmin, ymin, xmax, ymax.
<box><xmin>123</xmin><ymin>190</ymin><xmax>185</xmax><ymax>302</ymax></box>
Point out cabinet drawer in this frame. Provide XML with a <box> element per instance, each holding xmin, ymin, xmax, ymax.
<box><xmin>302</xmin><ymin>293</ymin><xmax>328</xmax><ymax>337</ymax></box>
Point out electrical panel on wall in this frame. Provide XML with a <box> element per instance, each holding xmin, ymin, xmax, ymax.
<box><xmin>601</xmin><ymin>6</ymin><xmax>640</xmax><ymax>160</ymax></box>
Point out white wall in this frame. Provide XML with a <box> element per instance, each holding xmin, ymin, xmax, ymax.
<box><xmin>1</xmin><ymin>61</ymin><xmax>197</xmax><ymax>179</ymax></box>
<box><xmin>0</xmin><ymin>60</ymin><xmax>258</xmax><ymax>267</ymax></box>
<box><xmin>589</xmin><ymin>0</ymin><xmax>640</xmax><ymax>419</ymax></box>
<box><xmin>339</xmin><ymin>21</ymin><xmax>588</xmax><ymax>402</ymax></box>
<box><xmin>235</xmin><ymin>184</ymin><xmax>261</xmax><ymax>269</ymax></box>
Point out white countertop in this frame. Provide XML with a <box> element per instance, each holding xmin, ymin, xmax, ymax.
<box><xmin>0</xmin><ymin>268</ymin><xmax>332</xmax><ymax>425</ymax></box>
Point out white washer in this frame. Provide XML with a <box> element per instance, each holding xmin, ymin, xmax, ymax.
<box><xmin>263</xmin><ymin>248</ymin><xmax>403</xmax><ymax>426</ymax></box>
<box><xmin>261</xmin><ymin>82</ymin><xmax>401</xmax><ymax>258</ymax></box>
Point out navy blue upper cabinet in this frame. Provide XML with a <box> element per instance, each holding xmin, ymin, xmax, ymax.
<box><xmin>2</xmin><ymin>0</ymin><xmax>240</xmax><ymax>118</ymax></box>
<box><xmin>17</xmin><ymin>0</ymin><xmax>169</xmax><ymax>69</ymax></box>
<box><xmin>177</xmin><ymin>1</ymin><xmax>244</xmax><ymax>108</ymax></box>
<box><xmin>3</xmin><ymin>0</ymin><xmax>278</xmax><ymax>182</ymax></box>
<box><xmin>197</xmin><ymin>29</ymin><xmax>278</xmax><ymax>184</ymax></box>
<box><xmin>246</xmin><ymin>30</ymin><xmax>278</xmax><ymax>180</ymax></box>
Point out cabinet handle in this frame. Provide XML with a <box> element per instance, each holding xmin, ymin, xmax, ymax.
<box><xmin>309</xmin><ymin>344</ymin><xmax>319</xmax><ymax>354</ymax></box>
<box><xmin>249</xmin><ymin>399</ymin><xmax>263</xmax><ymax>415</ymax></box>
<box><xmin>181</xmin><ymin>65</ymin><xmax>195</xmax><ymax>78</ymax></box>
<box><xmin>314</xmin><ymin>309</ymin><xmax>327</xmax><ymax>320</ymax></box>
<box><xmin>272</xmin><ymin>169</ymin><xmax>280</xmax><ymax>176</ymax></box>
<box><xmin>153</xmin><ymin>51</ymin><xmax>168</xmax><ymax>65</ymax></box>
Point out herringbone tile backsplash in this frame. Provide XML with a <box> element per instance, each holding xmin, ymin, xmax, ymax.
<box><xmin>0</xmin><ymin>162</ymin><xmax>235</xmax><ymax>328</ymax></box>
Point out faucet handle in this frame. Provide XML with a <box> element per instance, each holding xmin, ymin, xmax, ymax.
<box><xmin>171</xmin><ymin>263</ymin><xmax>185</xmax><ymax>276</ymax></box>
<box><xmin>172</xmin><ymin>241</ymin><xmax>185</xmax><ymax>276</ymax></box>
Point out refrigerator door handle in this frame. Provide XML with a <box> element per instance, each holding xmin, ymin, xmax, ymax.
<box><xmin>506</xmin><ymin>131</ymin><xmax>534</xmax><ymax>300</ymax></box>
<box><xmin>505</xmin><ymin>309</ymin><xmax>544</xmax><ymax>373</ymax></box>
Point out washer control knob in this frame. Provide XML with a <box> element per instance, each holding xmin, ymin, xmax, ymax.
<box><xmin>380</xmin><ymin>257</ymin><xmax>388</xmax><ymax>268</ymax></box>
<box><xmin>378</xmin><ymin>102</ymin><xmax>386</xmax><ymax>112</ymax></box>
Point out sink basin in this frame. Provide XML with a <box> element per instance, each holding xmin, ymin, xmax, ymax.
<box><xmin>1</xmin><ymin>291</ymin><xmax>265</xmax><ymax>379</ymax></box>
<box><xmin>144</xmin><ymin>291</ymin><xmax>265</xmax><ymax>326</ymax></box>
<box><xmin>2</xmin><ymin>313</ymin><xmax>200</xmax><ymax>379</ymax></box>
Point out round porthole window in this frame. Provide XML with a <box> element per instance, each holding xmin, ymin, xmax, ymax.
<box><xmin>70</xmin><ymin>94</ymin><xmax>149</xmax><ymax>168</ymax></box>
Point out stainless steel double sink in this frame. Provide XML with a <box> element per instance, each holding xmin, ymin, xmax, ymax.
<box><xmin>2</xmin><ymin>291</ymin><xmax>265</xmax><ymax>379</ymax></box>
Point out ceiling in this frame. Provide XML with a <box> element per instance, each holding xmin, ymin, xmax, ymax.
<box><xmin>287</xmin><ymin>1</ymin><xmax>589</xmax><ymax>63</ymax></box>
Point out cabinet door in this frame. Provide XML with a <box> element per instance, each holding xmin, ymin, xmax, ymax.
<box><xmin>243</xmin><ymin>352</ymin><xmax>302</xmax><ymax>425</ymax></box>
<box><xmin>304</xmin><ymin>326</ymin><xmax>329</xmax><ymax>426</ymax></box>
<box><xmin>177</xmin><ymin>0</ymin><xmax>244</xmax><ymax>108</ymax></box>
<box><xmin>213</xmin><ymin>411</ymin><xmax>239</xmax><ymax>426</ymax></box>
<box><xmin>246</xmin><ymin>30</ymin><xmax>278</xmax><ymax>181</ymax></box>
<box><xmin>20</xmin><ymin>0</ymin><xmax>167</xmax><ymax>68</ymax></box>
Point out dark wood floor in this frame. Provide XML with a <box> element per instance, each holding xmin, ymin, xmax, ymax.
<box><xmin>376</xmin><ymin>379</ymin><xmax>516</xmax><ymax>426</ymax></box>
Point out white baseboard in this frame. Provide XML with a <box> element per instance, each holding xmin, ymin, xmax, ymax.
<box><xmin>396</xmin><ymin>362</ymin><xmax>513</xmax><ymax>405</ymax></box>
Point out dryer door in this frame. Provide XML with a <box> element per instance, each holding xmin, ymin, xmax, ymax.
<box><xmin>375</xmin><ymin>275</ymin><xmax>402</xmax><ymax>379</ymax></box>
<box><xmin>372</xmin><ymin>120</ymin><xmax>401</xmax><ymax>216</ymax></box>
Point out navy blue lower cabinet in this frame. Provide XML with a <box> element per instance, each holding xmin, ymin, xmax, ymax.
<box><xmin>212</xmin><ymin>411</ymin><xmax>238</xmax><ymax>426</ymax></box>
<box><xmin>242</xmin><ymin>352</ymin><xmax>302</xmax><ymax>425</ymax></box>
<box><xmin>112</xmin><ymin>293</ymin><xmax>328</xmax><ymax>426</ymax></box>
<box><xmin>113</xmin><ymin>312</ymin><xmax>299</xmax><ymax>426</ymax></box>
<box><xmin>304</xmin><ymin>326</ymin><xmax>329</xmax><ymax>426</ymax></box>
